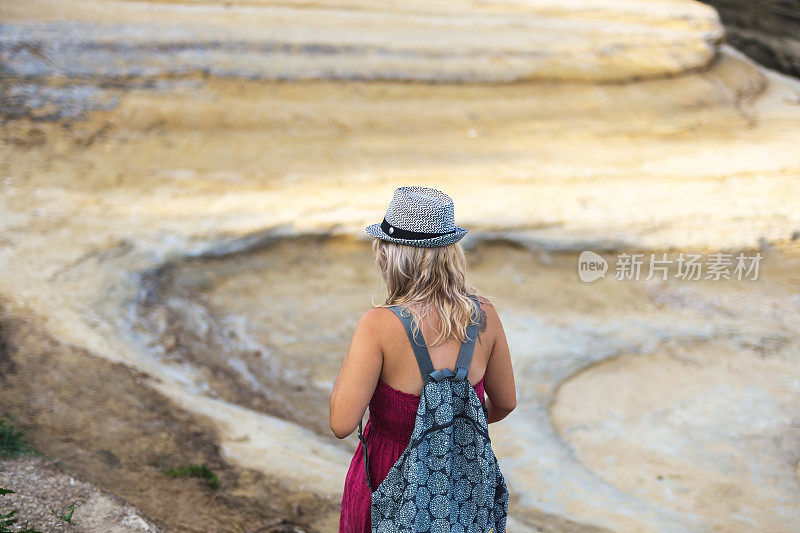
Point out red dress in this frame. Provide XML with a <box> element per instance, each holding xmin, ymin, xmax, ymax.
<box><xmin>339</xmin><ymin>373</ymin><xmax>487</xmax><ymax>532</ymax></box>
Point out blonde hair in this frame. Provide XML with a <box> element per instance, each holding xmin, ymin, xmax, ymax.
<box><xmin>370</xmin><ymin>238</ymin><xmax>488</xmax><ymax>346</ymax></box>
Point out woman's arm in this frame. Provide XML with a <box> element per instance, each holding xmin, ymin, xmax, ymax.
<box><xmin>329</xmin><ymin>308</ymin><xmax>383</xmax><ymax>439</ymax></box>
<box><xmin>481</xmin><ymin>302</ymin><xmax>517</xmax><ymax>424</ymax></box>
<box><xmin>484</xmin><ymin>394</ymin><xmax>514</xmax><ymax>424</ymax></box>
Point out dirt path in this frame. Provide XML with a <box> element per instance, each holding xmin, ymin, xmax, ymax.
<box><xmin>0</xmin><ymin>301</ymin><xmax>333</xmax><ymax>532</ymax></box>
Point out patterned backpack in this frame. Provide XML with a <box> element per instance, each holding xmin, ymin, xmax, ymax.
<box><xmin>357</xmin><ymin>294</ymin><xmax>509</xmax><ymax>532</ymax></box>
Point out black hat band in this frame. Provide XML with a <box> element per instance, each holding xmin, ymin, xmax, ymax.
<box><xmin>381</xmin><ymin>217</ymin><xmax>456</xmax><ymax>240</ymax></box>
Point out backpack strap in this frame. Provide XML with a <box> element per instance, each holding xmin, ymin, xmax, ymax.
<box><xmin>357</xmin><ymin>418</ymin><xmax>372</xmax><ymax>492</ymax></box>
<box><xmin>452</xmin><ymin>293</ymin><xmax>481</xmax><ymax>381</ymax></box>
<box><xmin>386</xmin><ymin>304</ymin><xmax>436</xmax><ymax>383</ymax></box>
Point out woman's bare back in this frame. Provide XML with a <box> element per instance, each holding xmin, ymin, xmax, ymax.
<box><xmin>376</xmin><ymin>296</ymin><xmax>494</xmax><ymax>396</ymax></box>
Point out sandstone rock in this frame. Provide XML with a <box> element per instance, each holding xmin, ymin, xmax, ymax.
<box><xmin>1</xmin><ymin>1</ymin><xmax>800</xmax><ymax>532</ymax></box>
<box><xmin>1</xmin><ymin>0</ymin><xmax>723</xmax><ymax>82</ymax></box>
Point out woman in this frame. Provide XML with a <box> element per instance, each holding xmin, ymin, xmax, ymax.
<box><xmin>330</xmin><ymin>186</ymin><xmax>517</xmax><ymax>532</ymax></box>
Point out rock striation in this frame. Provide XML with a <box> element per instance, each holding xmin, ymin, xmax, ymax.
<box><xmin>1</xmin><ymin>0</ymin><xmax>723</xmax><ymax>83</ymax></box>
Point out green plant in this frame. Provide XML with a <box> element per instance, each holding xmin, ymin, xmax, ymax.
<box><xmin>51</xmin><ymin>501</ymin><xmax>76</xmax><ymax>525</ymax></box>
<box><xmin>163</xmin><ymin>463</ymin><xmax>220</xmax><ymax>490</ymax></box>
<box><xmin>0</xmin><ymin>488</ymin><xmax>43</xmax><ymax>533</ymax></box>
<box><xmin>0</xmin><ymin>417</ymin><xmax>39</xmax><ymax>458</ymax></box>
<box><xmin>0</xmin><ymin>418</ymin><xmax>75</xmax><ymax>531</ymax></box>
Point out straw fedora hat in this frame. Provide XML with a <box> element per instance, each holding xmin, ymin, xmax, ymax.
<box><xmin>365</xmin><ymin>186</ymin><xmax>468</xmax><ymax>248</ymax></box>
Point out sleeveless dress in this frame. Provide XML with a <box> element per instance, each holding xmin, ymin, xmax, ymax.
<box><xmin>339</xmin><ymin>374</ymin><xmax>487</xmax><ymax>532</ymax></box>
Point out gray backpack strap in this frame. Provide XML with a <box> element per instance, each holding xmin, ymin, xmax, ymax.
<box><xmin>386</xmin><ymin>304</ymin><xmax>436</xmax><ymax>383</ymax></box>
<box><xmin>452</xmin><ymin>294</ymin><xmax>481</xmax><ymax>381</ymax></box>
<box><xmin>357</xmin><ymin>418</ymin><xmax>372</xmax><ymax>492</ymax></box>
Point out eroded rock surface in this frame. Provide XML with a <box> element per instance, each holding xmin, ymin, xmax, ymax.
<box><xmin>1</xmin><ymin>0</ymin><xmax>800</xmax><ymax>531</ymax></box>
<box><xmin>1</xmin><ymin>0</ymin><xmax>723</xmax><ymax>83</ymax></box>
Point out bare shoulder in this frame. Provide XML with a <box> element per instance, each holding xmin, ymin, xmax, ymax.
<box><xmin>475</xmin><ymin>295</ymin><xmax>494</xmax><ymax>309</ymax></box>
<box><xmin>357</xmin><ymin>306</ymin><xmax>398</xmax><ymax>331</ymax></box>
<box><xmin>350</xmin><ymin>308</ymin><xmax>393</xmax><ymax>354</ymax></box>
<box><xmin>473</xmin><ymin>295</ymin><xmax>498</xmax><ymax>336</ymax></box>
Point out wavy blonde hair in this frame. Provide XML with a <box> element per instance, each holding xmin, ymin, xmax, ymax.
<box><xmin>370</xmin><ymin>238</ymin><xmax>488</xmax><ymax>346</ymax></box>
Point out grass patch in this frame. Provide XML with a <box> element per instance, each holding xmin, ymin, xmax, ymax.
<box><xmin>163</xmin><ymin>463</ymin><xmax>220</xmax><ymax>490</ymax></box>
<box><xmin>0</xmin><ymin>416</ymin><xmax>39</xmax><ymax>459</ymax></box>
